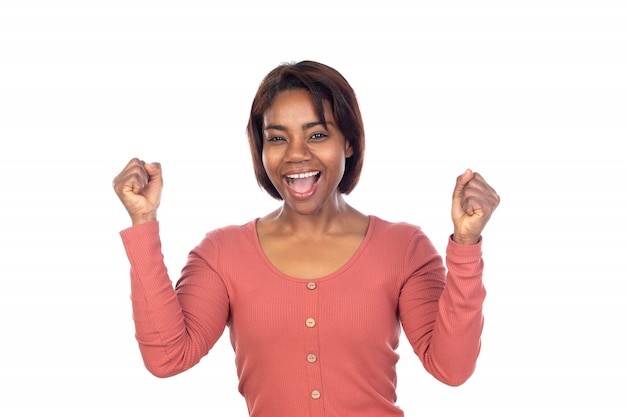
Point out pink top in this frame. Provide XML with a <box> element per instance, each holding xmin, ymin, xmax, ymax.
<box><xmin>120</xmin><ymin>216</ymin><xmax>486</xmax><ymax>417</ymax></box>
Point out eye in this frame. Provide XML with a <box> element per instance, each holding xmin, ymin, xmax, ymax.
<box><xmin>309</xmin><ymin>132</ymin><xmax>328</xmax><ymax>141</ymax></box>
<box><xmin>267</xmin><ymin>136</ymin><xmax>286</xmax><ymax>143</ymax></box>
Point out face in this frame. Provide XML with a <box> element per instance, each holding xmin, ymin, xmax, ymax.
<box><xmin>262</xmin><ymin>89</ymin><xmax>353</xmax><ymax>214</ymax></box>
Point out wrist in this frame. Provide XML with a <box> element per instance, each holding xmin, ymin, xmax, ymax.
<box><xmin>452</xmin><ymin>232</ymin><xmax>480</xmax><ymax>245</ymax></box>
<box><xmin>131</xmin><ymin>211</ymin><xmax>157</xmax><ymax>227</ymax></box>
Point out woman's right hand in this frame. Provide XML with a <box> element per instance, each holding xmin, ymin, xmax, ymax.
<box><xmin>113</xmin><ymin>158</ymin><xmax>163</xmax><ymax>226</ymax></box>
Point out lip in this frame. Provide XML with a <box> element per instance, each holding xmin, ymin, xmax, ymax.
<box><xmin>282</xmin><ymin>169</ymin><xmax>321</xmax><ymax>200</ymax></box>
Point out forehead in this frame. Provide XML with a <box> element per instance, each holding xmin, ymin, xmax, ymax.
<box><xmin>263</xmin><ymin>89</ymin><xmax>333</xmax><ymax>125</ymax></box>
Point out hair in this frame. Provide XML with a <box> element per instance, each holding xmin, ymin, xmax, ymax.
<box><xmin>246</xmin><ymin>60</ymin><xmax>365</xmax><ymax>200</ymax></box>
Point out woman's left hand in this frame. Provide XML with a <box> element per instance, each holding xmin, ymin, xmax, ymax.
<box><xmin>451</xmin><ymin>169</ymin><xmax>500</xmax><ymax>245</ymax></box>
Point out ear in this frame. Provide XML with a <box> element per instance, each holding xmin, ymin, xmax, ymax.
<box><xmin>345</xmin><ymin>140</ymin><xmax>354</xmax><ymax>158</ymax></box>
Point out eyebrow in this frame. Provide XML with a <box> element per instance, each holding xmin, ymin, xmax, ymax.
<box><xmin>264</xmin><ymin>121</ymin><xmax>333</xmax><ymax>132</ymax></box>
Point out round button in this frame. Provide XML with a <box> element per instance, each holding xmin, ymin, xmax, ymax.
<box><xmin>306</xmin><ymin>353</ymin><xmax>317</xmax><ymax>363</ymax></box>
<box><xmin>306</xmin><ymin>282</ymin><xmax>317</xmax><ymax>290</ymax></box>
<box><xmin>311</xmin><ymin>389</ymin><xmax>321</xmax><ymax>399</ymax></box>
<box><xmin>305</xmin><ymin>318</ymin><xmax>316</xmax><ymax>328</ymax></box>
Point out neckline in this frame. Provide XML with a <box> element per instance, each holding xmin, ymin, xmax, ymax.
<box><xmin>250</xmin><ymin>215</ymin><xmax>376</xmax><ymax>283</ymax></box>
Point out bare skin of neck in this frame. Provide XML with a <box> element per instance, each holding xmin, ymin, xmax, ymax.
<box><xmin>256</xmin><ymin>199</ymin><xmax>370</xmax><ymax>279</ymax></box>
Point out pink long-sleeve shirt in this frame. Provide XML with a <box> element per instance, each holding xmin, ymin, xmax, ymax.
<box><xmin>120</xmin><ymin>215</ymin><xmax>485</xmax><ymax>417</ymax></box>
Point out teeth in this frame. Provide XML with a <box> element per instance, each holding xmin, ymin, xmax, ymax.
<box><xmin>286</xmin><ymin>171</ymin><xmax>319</xmax><ymax>179</ymax></box>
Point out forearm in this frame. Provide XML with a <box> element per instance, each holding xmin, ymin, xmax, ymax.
<box><xmin>426</xmin><ymin>237</ymin><xmax>485</xmax><ymax>386</ymax></box>
<box><xmin>120</xmin><ymin>222</ymin><xmax>204</xmax><ymax>377</ymax></box>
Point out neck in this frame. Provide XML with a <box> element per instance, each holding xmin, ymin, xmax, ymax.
<box><xmin>270</xmin><ymin>195</ymin><xmax>355</xmax><ymax>236</ymax></box>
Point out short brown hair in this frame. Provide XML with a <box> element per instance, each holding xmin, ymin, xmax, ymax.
<box><xmin>246</xmin><ymin>61</ymin><xmax>365</xmax><ymax>200</ymax></box>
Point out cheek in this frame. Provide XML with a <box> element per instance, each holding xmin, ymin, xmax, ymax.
<box><xmin>261</xmin><ymin>146</ymin><xmax>271</xmax><ymax>171</ymax></box>
<box><xmin>261</xmin><ymin>148</ymin><xmax>280</xmax><ymax>180</ymax></box>
<box><xmin>324</xmin><ymin>146</ymin><xmax>348</xmax><ymax>173</ymax></box>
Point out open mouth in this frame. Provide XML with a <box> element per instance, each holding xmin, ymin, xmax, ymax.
<box><xmin>285</xmin><ymin>171</ymin><xmax>320</xmax><ymax>194</ymax></box>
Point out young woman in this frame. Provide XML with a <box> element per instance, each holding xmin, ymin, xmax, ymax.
<box><xmin>113</xmin><ymin>60</ymin><xmax>500</xmax><ymax>417</ymax></box>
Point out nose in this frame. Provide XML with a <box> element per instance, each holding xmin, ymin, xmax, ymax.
<box><xmin>285</xmin><ymin>137</ymin><xmax>311</xmax><ymax>163</ymax></box>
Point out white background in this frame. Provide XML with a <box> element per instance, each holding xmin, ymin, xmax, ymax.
<box><xmin>1</xmin><ymin>0</ymin><xmax>624</xmax><ymax>415</ymax></box>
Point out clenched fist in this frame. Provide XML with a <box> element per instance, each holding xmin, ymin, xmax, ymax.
<box><xmin>451</xmin><ymin>169</ymin><xmax>500</xmax><ymax>245</ymax></box>
<box><xmin>113</xmin><ymin>158</ymin><xmax>163</xmax><ymax>226</ymax></box>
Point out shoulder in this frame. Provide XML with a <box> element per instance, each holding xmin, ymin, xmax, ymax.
<box><xmin>368</xmin><ymin>216</ymin><xmax>439</xmax><ymax>258</ymax></box>
<box><xmin>370</xmin><ymin>215</ymin><xmax>427</xmax><ymax>241</ymax></box>
<box><xmin>207</xmin><ymin>220</ymin><xmax>256</xmax><ymax>239</ymax></box>
<box><xmin>364</xmin><ymin>216</ymin><xmax>443</xmax><ymax>278</ymax></box>
<box><xmin>193</xmin><ymin>219</ymin><xmax>258</xmax><ymax>256</ymax></box>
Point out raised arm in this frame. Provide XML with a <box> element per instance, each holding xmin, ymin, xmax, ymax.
<box><xmin>401</xmin><ymin>169</ymin><xmax>499</xmax><ymax>386</ymax></box>
<box><xmin>113</xmin><ymin>159</ymin><xmax>229</xmax><ymax>377</ymax></box>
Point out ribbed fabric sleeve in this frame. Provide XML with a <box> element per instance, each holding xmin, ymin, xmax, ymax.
<box><xmin>119</xmin><ymin>216</ymin><xmax>486</xmax><ymax>417</ymax></box>
<box><xmin>120</xmin><ymin>221</ymin><xmax>229</xmax><ymax>377</ymax></box>
<box><xmin>399</xmin><ymin>233</ymin><xmax>485</xmax><ymax>386</ymax></box>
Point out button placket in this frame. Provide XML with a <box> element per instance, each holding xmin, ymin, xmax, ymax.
<box><xmin>302</xmin><ymin>280</ymin><xmax>323</xmax><ymax>410</ymax></box>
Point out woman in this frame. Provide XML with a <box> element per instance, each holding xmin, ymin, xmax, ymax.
<box><xmin>113</xmin><ymin>60</ymin><xmax>500</xmax><ymax>417</ymax></box>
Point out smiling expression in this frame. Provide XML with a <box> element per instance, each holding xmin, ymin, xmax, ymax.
<box><xmin>262</xmin><ymin>89</ymin><xmax>353</xmax><ymax>213</ymax></box>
